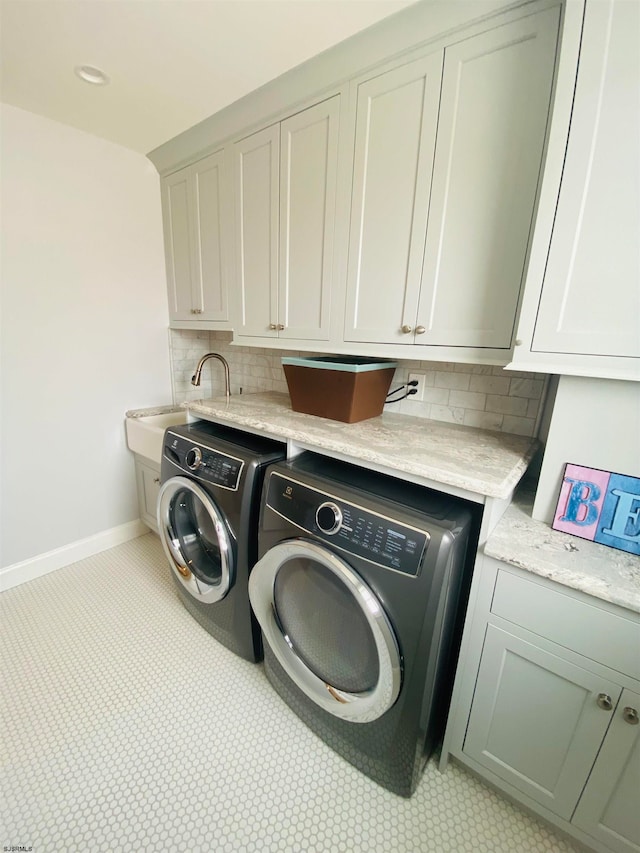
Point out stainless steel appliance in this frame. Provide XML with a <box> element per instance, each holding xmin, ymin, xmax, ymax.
<box><xmin>157</xmin><ymin>420</ymin><xmax>285</xmax><ymax>662</ymax></box>
<box><xmin>249</xmin><ymin>452</ymin><xmax>478</xmax><ymax>795</ymax></box>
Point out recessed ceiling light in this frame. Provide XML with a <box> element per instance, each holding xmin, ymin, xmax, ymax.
<box><xmin>74</xmin><ymin>65</ymin><xmax>110</xmax><ymax>86</ymax></box>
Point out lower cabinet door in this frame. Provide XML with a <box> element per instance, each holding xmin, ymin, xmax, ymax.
<box><xmin>136</xmin><ymin>459</ymin><xmax>161</xmax><ymax>532</ymax></box>
<box><xmin>572</xmin><ymin>688</ymin><xmax>640</xmax><ymax>853</ymax></box>
<box><xmin>463</xmin><ymin>625</ymin><xmax>621</xmax><ymax>820</ymax></box>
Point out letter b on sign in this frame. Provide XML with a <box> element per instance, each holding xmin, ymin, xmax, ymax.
<box><xmin>559</xmin><ymin>478</ymin><xmax>602</xmax><ymax>526</ymax></box>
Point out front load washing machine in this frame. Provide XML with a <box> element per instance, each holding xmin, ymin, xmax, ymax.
<box><xmin>157</xmin><ymin>420</ymin><xmax>285</xmax><ymax>662</ymax></box>
<box><xmin>248</xmin><ymin>452</ymin><xmax>478</xmax><ymax>796</ymax></box>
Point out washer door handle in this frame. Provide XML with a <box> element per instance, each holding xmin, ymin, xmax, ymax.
<box><xmin>326</xmin><ymin>684</ymin><xmax>349</xmax><ymax>704</ymax></box>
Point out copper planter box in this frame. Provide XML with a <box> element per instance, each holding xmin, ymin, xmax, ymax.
<box><xmin>282</xmin><ymin>356</ymin><xmax>397</xmax><ymax>424</ymax></box>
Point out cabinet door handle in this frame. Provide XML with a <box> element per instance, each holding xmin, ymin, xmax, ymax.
<box><xmin>623</xmin><ymin>707</ymin><xmax>639</xmax><ymax>725</ymax></box>
<box><xmin>415</xmin><ymin>325</ymin><xmax>426</xmax><ymax>335</ymax></box>
<box><xmin>153</xmin><ymin>477</ymin><xmax>160</xmax><ymax>484</ymax></box>
<box><xmin>401</xmin><ymin>325</ymin><xmax>413</xmax><ymax>334</ymax></box>
<box><xmin>276</xmin><ymin>324</ymin><xmax>285</xmax><ymax>331</ymax></box>
<box><xmin>597</xmin><ymin>693</ymin><xmax>613</xmax><ymax>711</ymax></box>
<box><xmin>268</xmin><ymin>323</ymin><xmax>277</xmax><ymax>330</ymax></box>
<box><xmin>191</xmin><ymin>308</ymin><xmax>203</xmax><ymax>315</ymax></box>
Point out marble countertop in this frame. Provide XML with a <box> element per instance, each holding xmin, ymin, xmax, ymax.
<box><xmin>484</xmin><ymin>480</ymin><xmax>640</xmax><ymax>614</ymax></box>
<box><xmin>184</xmin><ymin>391</ymin><xmax>538</xmax><ymax>501</ymax></box>
<box><xmin>125</xmin><ymin>404</ymin><xmax>183</xmax><ymax>418</ymax></box>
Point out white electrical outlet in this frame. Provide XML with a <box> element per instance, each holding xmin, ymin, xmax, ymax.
<box><xmin>408</xmin><ymin>372</ymin><xmax>425</xmax><ymax>402</ymax></box>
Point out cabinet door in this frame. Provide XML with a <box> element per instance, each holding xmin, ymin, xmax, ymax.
<box><xmin>344</xmin><ymin>53</ymin><xmax>443</xmax><ymax>345</ymax></box>
<box><xmin>279</xmin><ymin>96</ymin><xmax>339</xmax><ymax>341</ymax></box>
<box><xmin>532</xmin><ymin>0</ymin><xmax>640</xmax><ymax>360</ymax></box>
<box><xmin>418</xmin><ymin>8</ymin><xmax>560</xmax><ymax>348</ymax></box>
<box><xmin>162</xmin><ymin>167</ymin><xmax>194</xmax><ymax>321</ymax></box>
<box><xmin>162</xmin><ymin>153</ymin><xmax>228</xmax><ymax>324</ymax></box>
<box><xmin>234</xmin><ymin>124</ymin><xmax>280</xmax><ymax>337</ymax></box>
<box><xmin>135</xmin><ymin>459</ymin><xmax>161</xmax><ymax>532</ymax></box>
<box><xmin>573</xmin><ymin>688</ymin><xmax>640</xmax><ymax>853</ymax></box>
<box><xmin>464</xmin><ymin>625</ymin><xmax>621</xmax><ymax>820</ymax></box>
<box><xmin>190</xmin><ymin>151</ymin><xmax>228</xmax><ymax>322</ymax></box>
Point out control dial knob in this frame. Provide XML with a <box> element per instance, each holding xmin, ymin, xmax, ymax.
<box><xmin>316</xmin><ymin>502</ymin><xmax>343</xmax><ymax>535</ymax></box>
<box><xmin>185</xmin><ymin>447</ymin><xmax>203</xmax><ymax>470</ymax></box>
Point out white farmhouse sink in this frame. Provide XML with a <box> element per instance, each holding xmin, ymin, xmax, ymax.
<box><xmin>126</xmin><ymin>410</ymin><xmax>188</xmax><ymax>463</ymax></box>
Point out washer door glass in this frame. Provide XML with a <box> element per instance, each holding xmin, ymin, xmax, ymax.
<box><xmin>157</xmin><ymin>476</ymin><xmax>234</xmax><ymax>604</ymax></box>
<box><xmin>249</xmin><ymin>540</ymin><xmax>401</xmax><ymax>722</ymax></box>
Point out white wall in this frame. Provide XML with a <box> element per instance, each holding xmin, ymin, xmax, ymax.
<box><xmin>0</xmin><ymin>104</ymin><xmax>172</xmax><ymax>571</ymax></box>
<box><xmin>533</xmin><ymin>375</ymin><xmax>640</xmax><ymax>523</ymax></box>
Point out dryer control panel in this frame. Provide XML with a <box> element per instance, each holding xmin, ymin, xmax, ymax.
<box><xmin>164</xmin><ymin>432</ymin><xmax>244</xmax><ymax>491</ymax></box>
<box><xmin>266</xmin><ymin>473</ymin><xmax>428</xmax><ymax>575</ymax></box>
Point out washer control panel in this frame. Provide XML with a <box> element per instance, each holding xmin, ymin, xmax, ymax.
<box><xmin>164</xmin><ymin>432</ymin><xmax>244</xmax><ymax>491</ymax></box>
<box><xmin>267</xmin><ymin>473</ymin><xmax>428</xmax><ymax>575</ymax></box>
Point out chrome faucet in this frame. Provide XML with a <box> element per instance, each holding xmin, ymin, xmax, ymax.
<box><xmin>191</xmin><ymin>353</ymin><xmax>231</xmax><ymax>399</ymax></box>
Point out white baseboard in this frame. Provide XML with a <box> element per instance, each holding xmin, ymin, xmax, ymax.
<box><xmin>0</xmin><ymin>519</ymin><xmax>150</xmax><ymax>592</ymax></box>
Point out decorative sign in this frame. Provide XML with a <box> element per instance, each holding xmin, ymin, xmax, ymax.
<box><xmin>553</xmin><ymin>464</ymin><xmax>640</xmax><ymax>556</ymax></box>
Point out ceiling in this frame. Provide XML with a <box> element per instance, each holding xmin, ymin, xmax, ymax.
<box><xmin>0</xmin><ymin>0</ymin><xmax>416</xmax><ymax>155</ymax></box>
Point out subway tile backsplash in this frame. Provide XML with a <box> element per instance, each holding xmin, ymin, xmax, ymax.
<box><xmin>170</xmin><ymin>330</ymin><xmax>548</xmax><ymax>437</ymax></box>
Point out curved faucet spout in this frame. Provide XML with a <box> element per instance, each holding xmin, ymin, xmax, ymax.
<box><xmin>191</xmin><ymin>353</ymin><xmax>231</xmax><ymax>399</ymax></box>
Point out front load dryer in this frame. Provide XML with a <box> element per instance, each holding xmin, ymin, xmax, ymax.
<box><xmin>248</xmin><ymin>452</ymin><xmax>478</xmax><ymax>796</ymax></box>
<box><xmin>157</xmin><ymin>420</ymin><xmax>285</xmax><ymax>662</ymax></box>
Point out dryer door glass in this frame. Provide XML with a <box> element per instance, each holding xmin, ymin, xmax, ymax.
<box><xmin>157</xmin><ymin>476</ymin><xmax>234</xmax><ymax>604</ymax></box>
<box><xmin>249</xmin><ymin>540</ymin><xmax>401</xmax><ymax>723</ymax></box>
<box><xmin>274</xmin><ymin>557</ymin><xmax>379</xmax><ymax>693</ymax></box>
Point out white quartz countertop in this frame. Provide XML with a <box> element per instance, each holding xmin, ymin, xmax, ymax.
<box><xmin>484</xmin><ymin>481</ymin><xmax>640</xmax><ymax>614</ymax></box>
<box><xmin>125</xmin><ymin>404</ymin><xmax>183</xmax><ymax>418</ymax></box>
<box><xmin>183</xmin><ymin>391</ymin><xmax>538</xmax><ymax>501</ymax></box>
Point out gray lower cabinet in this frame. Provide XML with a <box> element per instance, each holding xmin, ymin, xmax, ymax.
<box><xmin>444</xmin><ymin>556</ymin><xmax>640</xmax><ymax>853</ymax></box>
<box><xmin>134</xmin><ymin>457</ymin><xmax>161</xmax><ymax>533</ymax></box>
<box><xmin>464</xmin><ymin>625</ymin><xmax>624</xmax><ymax>821</ymax></box>
<box><xmin>573</xmin><ymin>689</ymin><xmax>640</xmax><ymax>853</ymax></box>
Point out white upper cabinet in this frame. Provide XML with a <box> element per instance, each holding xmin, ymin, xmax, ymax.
<box><xmin>162</xmin><ymin>150</ymin><xmax>229</xmax><ymax>326</ymax></box>
<box><xmin>344</xmin><ymin>54</ymin><xmax>443</xmax><ymax>345</ymax></box>
<box><xmin>163</xmin><ymin>168</ymin><xmax>192</xmax><ymax>320</ymax></box>
<box><xmin>234</xmin><ymin>125</ymin><xmax>280</xmax><ymax>338</ymax></box>
<box><xmin>344</xmin><ymin>7</ymin><xmax>560</xmax><ymax>352</ymax></box>
<box><xmin>234</xmin><ymin>96</ymin><xmax>340</xmax><ymax>341</ymax></box>
<box><xmin>279</xmin><ymin>99</ymin><xmax>339</xmax><ymax>341</ymax></box>
<box><xmin>157</xmin><ymin>0</ymin><xmax>608</xmax><ymax>367</ymax></box>
<box><xmin>419</xmin><ymin>9</ymin><xmax>560</xmax><ymax>349</ymax></box>
<box><xmin>511</xmin><ymin>0</ymin><xmax>640</xmax><ymax>380</ymax></box>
